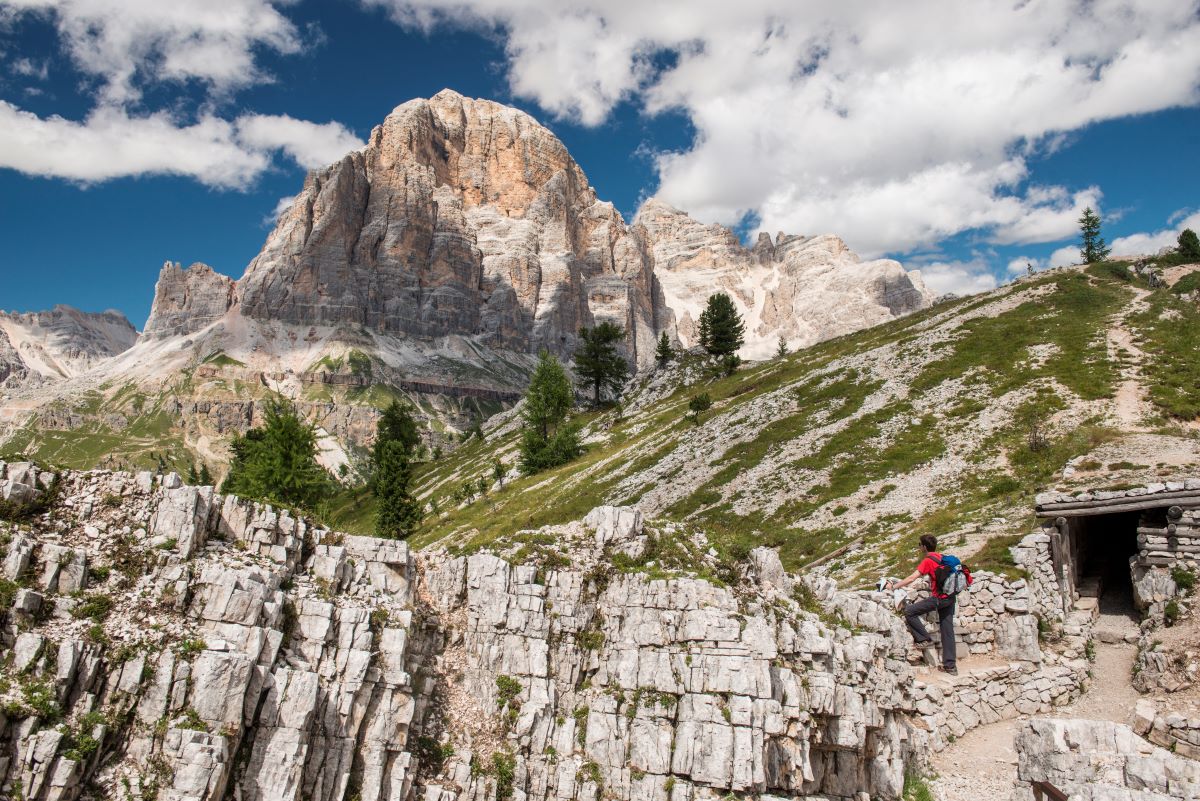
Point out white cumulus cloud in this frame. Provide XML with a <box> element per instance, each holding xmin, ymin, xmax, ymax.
<box><xmin>236</xmin><ymin>114</ymin><xmax>364</xmax><ymax>170</ymax></box>
<box><xmin>10</xmin><ymin>56</ymin><xmax>48</xmax><ymax>80</ymax></box>
<box><xmin>0</xmin><ymin>102</ymin><xmax>364</xmax><ymax>188</ymax></box>
<box><xmin>912</xmin><ymin>258</ymin><xmax>999</xmax><ymax>298</ymax></box>
<box><xmin>364</xmin><ymin>0</ymin><xmax>1200</xmax><ymax>258</ymax></box>
<box><xmin>2</xmin><ymin>0</ymin><xmax>303</xmax><ymax>103</ymax></box>
<box><xmin>0</xmin><ymin>1</ymin><xmax>364</xmax><ymax>187</ymax></box>
<box><xmin>1110</xmin><ymin>210</ymin><xmax>1200</xmax><ymax>258</ymax></box>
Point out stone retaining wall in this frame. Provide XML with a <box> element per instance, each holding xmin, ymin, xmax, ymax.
<box><xmin>914</xmin><ymin>661</ymin><xmax>1082</xmax><ymax>744</ymax></box>
<box><xmin>1135</xmin><ymin>699</ymin><xmax>1200</xmax><ymax>760</ymax></box>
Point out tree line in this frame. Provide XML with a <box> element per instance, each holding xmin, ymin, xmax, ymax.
<box><xmin>210</xmin><ymin>290</ymin><xmax>757</xmax><ymax>541</ymax></box>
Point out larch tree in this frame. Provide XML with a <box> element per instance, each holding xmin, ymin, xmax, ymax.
<box><xmin>1078</xmin><ymin>207</ymin><xmax>1111</xmax><ymax>264</ymax></box>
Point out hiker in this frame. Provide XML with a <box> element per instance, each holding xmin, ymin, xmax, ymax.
<box><xmin>886</xmin><ymin>534</ymin><xmax>968</xmax><ymax>675</ymax></box>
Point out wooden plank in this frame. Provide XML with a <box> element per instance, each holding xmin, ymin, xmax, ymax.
<box><xmin>1031</xmin><ymin>780</ymin><xmax>1069</xmax><ymax>801</ymax></box>
<box><xmin>803</xmin><ymin>537</ymin><xmax>864</xmax><ymax>570</ymax></box>
<box><xmin>1037</xmin><ymin>490</ymin><xmax>1200</xmax><ymax>514</ymax></box>
<box><xmin>1137</xmin><ymin>525</ymin><xmax>1191</xmax><ymax>536</ymax></box>
<box><xmin>1037</xmin><ymin>494</ymin><xmax>1200</xmax><ymax>518</ymax></box>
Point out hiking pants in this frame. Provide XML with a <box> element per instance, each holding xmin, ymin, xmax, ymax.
<box><xmin>904</xmin><ymin>595</ymin><xmax>956</xmax><ymax>670</ymax></box>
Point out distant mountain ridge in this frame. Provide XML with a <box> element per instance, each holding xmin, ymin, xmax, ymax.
<box><xmin>0</xmin><ymin>305</ymin><xmax>137</xmax><ymax>389</ymax></box>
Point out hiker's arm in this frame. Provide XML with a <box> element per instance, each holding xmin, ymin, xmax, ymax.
<box><xmin>889</xmin><ymin>570</ymin><xmax>922</xmax><ymax>590</ymax></box>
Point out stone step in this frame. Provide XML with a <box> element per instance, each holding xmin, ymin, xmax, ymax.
<box><xmin>1077</xmin><ymin>576</ymin><xmax>1102</xmax><ymax>598</ymax></box>
<box><xmin>1073</xmin><ymin>596</ymin><xmax>1100</xmax><ymax>622</ymax></box>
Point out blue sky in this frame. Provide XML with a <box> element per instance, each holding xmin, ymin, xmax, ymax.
<box><xmin>1</xmin><ymin>1</ymin><xmax>1198</xmax><ymax>326</ymax></box>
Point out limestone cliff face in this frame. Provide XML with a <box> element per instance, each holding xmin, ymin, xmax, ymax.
<box><xmin>0</xmin><ymin>305</ymin><xmax>137</xmax><ymax>388</ymax></box>
<box><xmin>236</xmin><ymin>90</ymin><xmax>657</xmax><ymax>365</ymax></box>
<box><xmin>142</xmin><ymin>262</ymin><xmax>236</xmax><ymax>339</ymax></box>
<box><xmin>226</xmin><ymin>89</ymin><xmax>928</xmax><ymax>369</ymax></box>
<box><xmin>635</xmin><ymin>200</ymin><xmax>934</xmax><ymax>359</ymax></box>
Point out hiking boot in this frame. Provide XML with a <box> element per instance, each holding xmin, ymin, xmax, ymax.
<box><xmin>939</xmin><ymin>666</ymin><xmax>958</xmax><ymax>676</ymax></box>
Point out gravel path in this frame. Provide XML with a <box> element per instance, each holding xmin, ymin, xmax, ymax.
<box><xmin>931</xmin><ymin>599</ymin><xmax>1140</xmax><ymax>800</ymax></box>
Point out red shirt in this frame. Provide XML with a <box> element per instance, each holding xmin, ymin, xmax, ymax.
<box><xmin>917</xmin><ymin>553</ymin><xmax>947</xmax><ymax>598</ymax></box>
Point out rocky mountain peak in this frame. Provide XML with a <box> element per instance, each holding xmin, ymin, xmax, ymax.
<box><xmin>143</xmin><ymin>261</ymin><xmax>236</xmax><ymax>339</ymax></box>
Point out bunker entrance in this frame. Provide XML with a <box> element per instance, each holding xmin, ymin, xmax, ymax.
<box><xmin>1069</xmin><ymin>510</ymin><xmax>1141</xmax><ymax>615</ymax></box>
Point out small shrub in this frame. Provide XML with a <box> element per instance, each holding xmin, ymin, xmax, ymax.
<box><xmin>578</xmin><ymin>760</ymin><xmax>603</xmax><ymax>785</ymax></box>
<box><xmin>903</xmin><ymin>767</ymin><xmax>935</xmax><ymax>801</ymax></box>
<box><xmin>177</xmin><ymin>708</ymin><xmax>209</xmax><ymax>732</ymax></box>
<box><xmin>575</xmin><ymin>629</ymin><xmax>605</xmax><ymax>651</ymax></box>
<box><xmin>72</xmin><ymin>594</ymin><xmax>115</xmax><ymax>622</ymax></box>
<box><xmin>493</xmin><ymin>752</ymin><xmax>517</xmax><ymax>801</ymax></box>
<box><xmin>412</xmin><ymin>736</ymin><xmax>454</xmax><ymax>773</ymax></box>
<box><xmin>573</xmin><ymin>706</ymin><xmax>589</xmax><ymax>747</ymax></box>
<box><xmin>101</xmin><ymin>494</ymin><xmax>122</xmax><ymax>508</ymax></box>
<box><xmin>1165</xmin><ymin>599</ymin><xmax>1181</xmax><ymax>626</ymax></box>
<box><xmin>22</xmin><ymin>681</ymin><xmax>60</xmax><ymax>720</ymax></box>
<box><xmin>0</xmin><ymin>577</ymin><xmax>19</xmax><ymax>610</ymax></box>
<box><xmin>176</xmin><ymin>638</ymin><xmax>207</xmax><ymax>659</ymax></box>
<box><xmin>1172</xmin><ymin>567</ymin><xmax>1197</xmax><ymax>593</ymax></box>
<box><xmin>495</xmin><ymin>675</ymin><xmax>522</xmax><ymax>708</ymax></box>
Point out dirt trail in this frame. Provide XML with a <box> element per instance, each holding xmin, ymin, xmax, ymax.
<box><xmin>931</xmin><ymin>595</ymin><xmax>1141</xmax><ymax>800</ymax></box>
<box><xmin>1106</xmin><ymin>285</ymin><xmax>1154</xmax><ymax>433</ymax></box>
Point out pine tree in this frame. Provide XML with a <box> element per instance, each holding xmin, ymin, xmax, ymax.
<box><xmin>775</xmin><ymin>336</ymin><xmax>788</xmax><ymax>359</ymax></box>
<box><xmin>223</xmin><ymin>401</ymin><xmax>330</xmax><ymax>509</ymax></box>
<box><xmin>574</xmin><ymin>322</ymin><xmax>629</xmax><ymax>406</ymax></box>
<box><xmin>655</xmin><ymin>332</ymin><xmax>675</xmax><ymax>366</ymax></box>
<box><xmin>199</xmin><ymin>463</ymin><xmax>213</xmax><ymax>485</ymax></box>
<box><xmin>1179</xmin><ymin>228</ymin><xmax>1200</xmax><ymax>260</ymax></box>
<box><xmin>375</xmin><ymin>440</ymin><xmax>421</xmax><ymax>539</ymax></box>
<box><xmin>519</xmin><ymin>351</ymin><xmax>582</xmax><ymax>475</ymax></box>
<box><xmin>187</xmin><ymin>463</ymin><xmax>199</xmax><ymax>484</ymax></box>
<box><xmin>687</xmin><ymin>393</ymin><xmax>712</xmax><ymax>425</ymax></box>
<box><xmin>1078</xmin><ymin>207</ymin><xmax>1111</xmax><ymax>264</ymax></box>
<box><xmin>492</xmin><ymin>458</ymin><xmax>506</xmax><ymax>488</ymax></box>
<box><xmin>372</xmin><ymin>400</ymin><xmax>420</xmax><ymax>470</ymax></box>
<box><xmin>698</xmin><ymin>293</ymin><xmax>745</xmax><ymax>359</ymax></box>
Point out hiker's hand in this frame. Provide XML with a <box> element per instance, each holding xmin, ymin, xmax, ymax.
<box><xmin>884</xmin><ymin>580</ymin><xmax>894</xmax><ymax>590</ymax></box>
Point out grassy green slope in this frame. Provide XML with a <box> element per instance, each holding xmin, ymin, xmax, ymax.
<box><xmin>367</xmin><ymin>263</ymin><xmax>1200</xmax><ymax>585</ymax></box>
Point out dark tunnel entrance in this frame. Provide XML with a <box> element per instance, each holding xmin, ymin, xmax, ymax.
<box><xmin>1069</xmin><ymin>510</ymin><xmax>1142</xmax><ymax>617</ymax></box>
